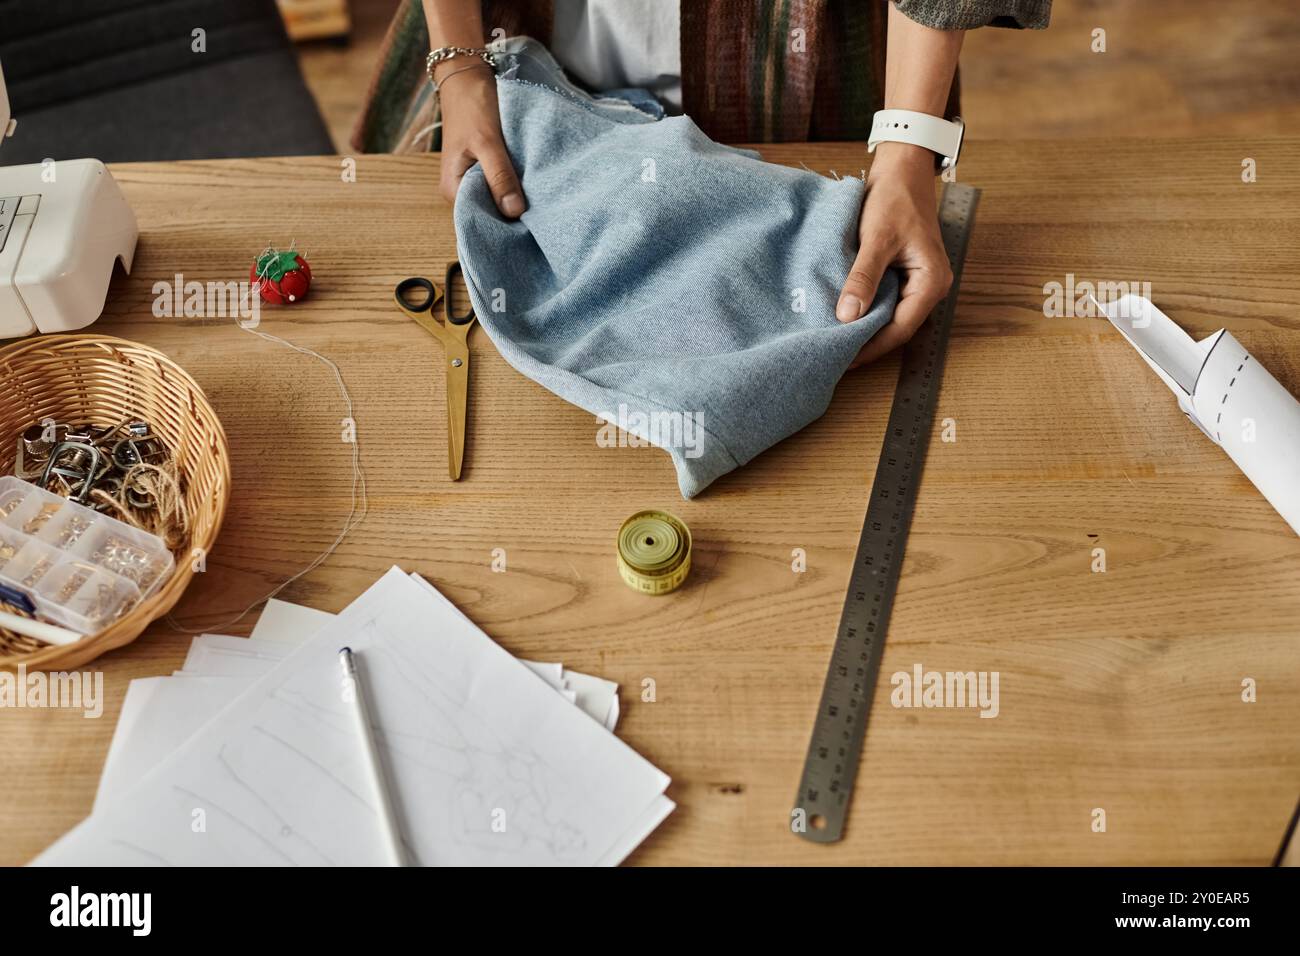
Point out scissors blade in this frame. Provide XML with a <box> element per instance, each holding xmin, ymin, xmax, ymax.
<box><xmin>445</xmin><ymin>337</ymin><xmax>471</xmax><ymax>480</ymax></box>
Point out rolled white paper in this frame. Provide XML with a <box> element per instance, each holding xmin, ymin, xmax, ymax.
<box><xmin>1097</xmin><ymin>293</ymin><xmax>1300</xmax><ymax>535</ymax></box>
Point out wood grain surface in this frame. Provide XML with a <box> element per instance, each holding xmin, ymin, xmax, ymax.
<box><xmin>1</xmin><ymin>139</ymin><xmax>1298</xmax><ymax>866</ymax></box>
<box><xmin>961</xmin><ymin>0</ymin><xmax>1300</xmax><ymax>140</ymax></box>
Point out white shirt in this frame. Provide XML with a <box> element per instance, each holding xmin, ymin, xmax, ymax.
<box><xmin>550</xmin><ymin>0</ymin><xmax>683</xmax><ymax>111</ymax></box>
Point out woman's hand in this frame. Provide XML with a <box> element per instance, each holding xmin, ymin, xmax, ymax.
<box><xmin>437</xmin><ymin>62</ymin><xmax>527</xmax><ymax>218</ymax></box>
<box><xmin>838</xmin><ymin>2</ymin><xmax>963</xmax><ymax>366</ymax></box>
<box><xmin>837</xmin><ymin>141</ymin><xmax>952</xmax><ymax>367</ymax></box>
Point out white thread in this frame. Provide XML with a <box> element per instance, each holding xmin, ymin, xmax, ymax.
<box><xmin>166</xmin><ymin>259</ymin><xmax>369</xmax><ymax>633</ymax></box>
<box><xmin>407</xmin><ymin>120</ymin><xmax>443</xmax><ymax>152</ymax></box>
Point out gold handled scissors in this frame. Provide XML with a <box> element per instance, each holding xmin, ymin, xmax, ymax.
<box><xmin>395</xmin><ymin>261</ymin><xmax>477</xmax><ymax>480</ymax></box>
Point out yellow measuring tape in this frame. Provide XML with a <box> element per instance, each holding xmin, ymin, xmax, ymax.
<box><xmin>616</xmin><ymin>510</ymin><xmax>692</xmax><ymax>595</ymax></box>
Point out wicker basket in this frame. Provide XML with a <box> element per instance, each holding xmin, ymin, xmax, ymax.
<box><xmin>0</xmin><ymin>335</ymin><xmax>230</xmax><ymax>671</ymax></box>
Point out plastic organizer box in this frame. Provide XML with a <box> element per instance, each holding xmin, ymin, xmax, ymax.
<box><xmin>0</xmin><ymin>476</ymin><xmax>175</xmax><ymax>634</ymax></box>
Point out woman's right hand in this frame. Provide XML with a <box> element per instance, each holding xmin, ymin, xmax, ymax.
<box><xmin>437</xmin><ymin>62</ymin><xmax>527</xmax><ymax>219</ymax></box>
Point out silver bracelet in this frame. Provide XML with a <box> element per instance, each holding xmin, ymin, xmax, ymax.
<box><xmin>426</xmin><ymin>46</ymin><xmax>496</xmax><ymax>84</ymax></box>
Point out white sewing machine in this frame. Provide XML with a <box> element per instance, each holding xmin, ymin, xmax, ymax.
<box><xmin>0</xmin><ymin>59</ymin><xmax>139</xmax><ymax>337</ymax></box>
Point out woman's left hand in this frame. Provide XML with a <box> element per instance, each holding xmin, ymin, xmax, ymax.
<box><xmin>836</xmin><ymin>141</ymin><xmax>953</xmax><ymax>367</ymax></box>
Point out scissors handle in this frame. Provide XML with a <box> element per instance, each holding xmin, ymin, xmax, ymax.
<box><xmin>444</xmin><ymin>261</ymin><xmax>476</xmax><ymax>326</ymax></box>
<box><xmin>395</xmin><ymin>276</ymin><xmax>440</xmax><ymax>312</ymax></box>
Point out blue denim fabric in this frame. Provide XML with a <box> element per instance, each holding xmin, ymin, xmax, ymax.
<box><xmin>454</xmin><ymin>37</ymin><xmax>899</xmax><ymax>498</ymax></box>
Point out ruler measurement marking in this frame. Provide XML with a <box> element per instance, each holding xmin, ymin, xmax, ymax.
<box><xmin>794</xmin><ymin>183</ymin><xmax>980</xmax><ymax>843</ymax></box>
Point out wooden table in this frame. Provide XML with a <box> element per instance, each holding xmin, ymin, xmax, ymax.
<box><xmin>2</xmin><ymin>139</ymin><xmax>1298</xmax><ymax>866</ymax></box>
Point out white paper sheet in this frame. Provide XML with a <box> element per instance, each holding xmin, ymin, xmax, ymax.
<box><xmin>179</xmin><ymin>634</ymin><xmax>293</xmax><ymax>677</ymax></box>
<box><xmin>94</xmin><ymin>676</ymin><xmax>253</xmax><ymax>813</ymax></box>
<box><xmin>564</xmin><ymin>670</ymin><xmax>621</xmax><ymax>732</ymax></box>
<box><xmin>523</xmin><ymin>661</ymin><xmax>566</xmax><ymax>689</ymax></box>
<box><xmin>96</xmin><ymin>599</ymin><xmax>626</xmax><ymax>827</ymax></box>
<box><xmin>43</xmin><ymin>568</ymin><xmax>670</xmax><ymax>865</ymax></box>
<box><xmin>179</xmin><ymin>617</ymin><xmax>617</xmax><ymax>724</ymax></box>
<box><xmin>250</xmin><ymin>598</ymin><xmax>334</xmax><ymax>644</ymax></box>
<box><xmin>103</xmin><ymin>654</ymin><xmax>617</xmax><ymax>809</ymax></box>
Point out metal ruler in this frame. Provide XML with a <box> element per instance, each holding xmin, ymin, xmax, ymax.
<box><xmin>793</xmin><ymin>182</ymin><xmax>980</xmax><ymax>843</ymax></box>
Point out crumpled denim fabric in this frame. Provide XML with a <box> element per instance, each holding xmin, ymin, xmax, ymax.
<box><xmin>454</xmin><ymin>37</ymin><xmax>899</xmax><ymax>498</ymax></box>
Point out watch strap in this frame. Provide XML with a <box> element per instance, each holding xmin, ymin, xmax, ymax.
<box><xmin>868</xmin><ymin>110</ymin><xmax>964</xmax><ymax>168</ymax></box>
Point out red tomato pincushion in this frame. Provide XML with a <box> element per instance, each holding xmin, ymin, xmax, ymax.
<box><xmin>252</xmin><ymin>249</ymin><xmax>313</xmax><ymax>305</ymax></box>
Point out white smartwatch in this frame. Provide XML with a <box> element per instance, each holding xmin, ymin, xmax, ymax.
<box><xmin>868</xmin><ymin>109</ymin><xmax>965</xmax><ymax>170</ymax></box>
